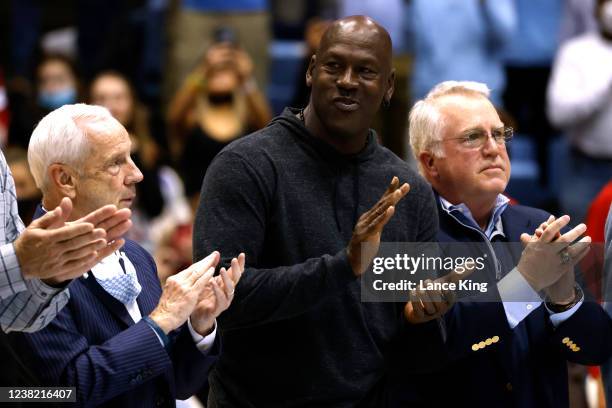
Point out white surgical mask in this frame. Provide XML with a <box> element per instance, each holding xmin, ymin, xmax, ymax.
<box><xmin>601</xmin><ymin>2</ymin><xmax>612</xmax><ymax>34</ymax></box>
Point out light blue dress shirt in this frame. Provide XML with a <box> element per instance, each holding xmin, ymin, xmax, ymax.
<box><xmin>439</xmin><ymin>194</ymin><xmax>583</xmax><ymax>328</ymax></box>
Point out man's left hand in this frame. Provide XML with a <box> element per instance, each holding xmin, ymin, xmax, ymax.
<box><xmin>528</xmin><ymin>215</ymin><xmax>588</xmax><ymax>304</ymax></box>
<box><xmin>190</xmin><ymin>253</ymin><xmax>245</xmax><ymax>335</ymax></box>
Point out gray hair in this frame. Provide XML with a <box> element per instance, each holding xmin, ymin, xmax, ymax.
<box><xmin>28</xmin><ymin>103</ymin><xmax>120</xmax><ymax>192</ymax></box>
<box><xmin>408</xmin><ymin>81</ymin><xmax>491</xmax><ymax>174</ymax></box>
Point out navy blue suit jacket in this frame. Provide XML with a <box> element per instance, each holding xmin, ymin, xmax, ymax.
<box><xmin>9</xmin><ymin>209</ymin><xmax>219</xmax><ymax>407</ymax></box>
<box><xmin>387</xmin><ymin>202</ymin><xmax>612</xmax><ymax>407</ymax></box>
<box><xmin>435</xmin><ymin>202</ymin><xmax>612</xmax><ymax>407</ymax></box>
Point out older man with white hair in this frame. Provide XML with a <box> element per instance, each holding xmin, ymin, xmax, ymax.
<box><xmin>0</xmin><ymin>159</ymin><xmax>130</xmax><ymax>333</ymax></box>
<box><xmin>0</xmin><ymin>116</ymin><xmax>133</xmax><ymax>335</ymax></box>
<box><xmin>7</xmin><ymin>104</ymin><xmax>243</xmax><ymax>407</ymax></box>
<box><xmin>402</xmin><ymin>81</ymin><xmax>612</xmax><ymax>406</ymax></box>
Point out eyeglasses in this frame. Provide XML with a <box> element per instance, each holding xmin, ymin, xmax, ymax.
<box><xmin>443</xmin><ymin>126</ymin><xmax>513</xmax><ymax>149</ymax></box>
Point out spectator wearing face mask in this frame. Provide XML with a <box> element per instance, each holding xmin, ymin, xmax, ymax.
<box><xmin>36</xmin><ymin>54</ymin><xmax>80</xmax><ymax>112</ymax></box>
<box><xmin>168</xmin><ymin>37</ymin><xmax>271</xmax><ymax>208</ymax></box>
<box><xmin>547</xmin><ymin>0</ymin><xmax>612</xmax><ymax>225</ymax></box>
<box><xmin>8</xmin><ymin>54</ymin><xmax>81</xmax><ymax>149</ymax></box>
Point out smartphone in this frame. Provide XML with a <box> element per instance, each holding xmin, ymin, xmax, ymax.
<box><xmin>212</xmin><ymin>26</ymin><xmax>238</xmax><ymax>46</ymax></box>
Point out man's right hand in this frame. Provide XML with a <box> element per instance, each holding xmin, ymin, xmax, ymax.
<box><xmin>404</xmin><ymin>279</ymin><xmax>454</xmax><ymax>324</ymax></box>
<box><xmin>149</xmin><ymin>251</ymin><xmax>220</xmax><ymax>334</ymax></box>
<box><xmin>14</xmin><ymin>198</ymin><xmax>133</xmax><ymax>285</ymax></box>
<box><xmin>403</xmin><ymin>262</ymin><xmax>474</xmax><ymax>324</ymax></box>
<box><xmin>347</xmin><ymin>177</ymin><xmax>410</xmax><ymax>277</ymax></box>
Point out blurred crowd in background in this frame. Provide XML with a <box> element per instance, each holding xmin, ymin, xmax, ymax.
<box><xmin>1</xmin><ymin>1</ymin><xmax>612</xmax><ymax>407</ymax></box>
<box><xmin>0</xmin><ymin>0</ymin><xmax>611</xmax><ymax>304</ymax></box>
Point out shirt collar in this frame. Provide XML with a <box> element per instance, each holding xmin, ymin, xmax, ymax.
<box><xmin>91</xmin><ymin>251</ymin><xmax>128</xmax><ymax>279</ymax></box>
<box><xmin>39</xmin><ymin>205</ymin><xmax>133</xmax><ymax>279</ymax></box>
<box><xmin>439</xmin><ymin>194</ymin><xmax>510</xmax><ymax>240</ymax></box>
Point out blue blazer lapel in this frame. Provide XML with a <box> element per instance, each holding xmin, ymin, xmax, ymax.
<box><xmin>501</xmin><ymin>205</ymin><xmax>553</xmax><ymax>264</ymax></box>
<box><xmin>33</xmin><ymin>204</ymin><xmax>136</xmax><ymax>327</ymax></box>
<box><xmin>33</xmin><ymin>204</ymin><xmax>45</xmax><ymax>220</ymax></box>
<box><xmin>498</xmin><ymin>205</ymin><xmax>555</xmax><ymax>388</ymax></box>
<box><xmin>501</xmin><ymin>206</ymin><xmax>536</xmax><ymax>243</ymax></box>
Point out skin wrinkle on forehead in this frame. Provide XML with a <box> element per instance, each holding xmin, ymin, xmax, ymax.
<box><xmin>317</xmin><ymin>16</ymin><xmax>392</xmax><ymax>72</ymax></box>
<box><xmin>431</xmin><ymin>94</ymin><xmax>510</xmax><ymax>204</ymax></box>
<box><xmin>69</xmin><ymin>119</ymin><xmax>127</xmax><ymax>178</ymax></box>
<box><xmin>436</xmin><ymin>94</ymin><xmax>500</xmax><ymax>136</ymax></box>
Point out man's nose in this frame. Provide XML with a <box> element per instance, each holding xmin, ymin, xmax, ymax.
<box><xmin>125</xmin><ymin>159</ymin><xmax>143</xmax><ymax>184</ymax></box>
<box><xmin>336</xmin><ymin>67</ymin><xmax>358</xmax><ymax>90</ymax></box>
<box><xmin>481</xmin><ymin>133</ymin><xmax>501</xmax><ymax>156</ymax></box>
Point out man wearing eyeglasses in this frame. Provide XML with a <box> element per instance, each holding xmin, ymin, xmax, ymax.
<box><xmin>400</xmin><ymin>80</ymin><xmax>612</xmax><ymax>406</ymax></box>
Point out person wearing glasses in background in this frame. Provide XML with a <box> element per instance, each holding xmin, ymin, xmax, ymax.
<box><xmin>393</xmin><ymin>81</ymin><xmax>612</xmax><ymax>407</ymax></box>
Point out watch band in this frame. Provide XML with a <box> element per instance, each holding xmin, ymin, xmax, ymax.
<box><xmin>545</xmin><ymin>284</ymin><xmax>583</xmax><ymax>314</ymax></box>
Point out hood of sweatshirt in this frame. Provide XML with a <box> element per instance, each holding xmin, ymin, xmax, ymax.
<box><xmin>270</xmin><ymin>107</ymin><xmax>381</xmax><ymax>229</ymax></box>
<box><xmin>270</xmin><ymin>107</ymin><xmax>380</xmax><ymax>165</ymax></box>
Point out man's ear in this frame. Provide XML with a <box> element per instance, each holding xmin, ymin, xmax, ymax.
<box><xmin>419</xmin><ymin>151</ymin><xmax>439</xmax><ymax>179</ymax></box>
<box><xmin>48</xmin><ymin>163</ymin><xmax>77</xmax><ymax>200</ymax></box>
<box><xmin>305</xmin><ymin>54</ymin><xmax>317</xmax><ymax>88</ymax></box>
<box><xmin>384</xmin><ymin>68</ymin><xmax>396</xmax><ymax>105</ymax></box>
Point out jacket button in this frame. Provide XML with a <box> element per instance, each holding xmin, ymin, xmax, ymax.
<box><xmin>506</xmin><ymin>382</ymin><xmax>513</xmax><ymax>392</ymax></box>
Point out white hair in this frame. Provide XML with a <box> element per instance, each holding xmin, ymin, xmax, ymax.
<box><xmin>28</xmin><ymin>103</ymin><xmax>121</xmax><ymax>192</ymax></box>
<box><xmin>408</xmin><ymin>81</ymin><xmax>491</xmax><ymax>174</ymax></box>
